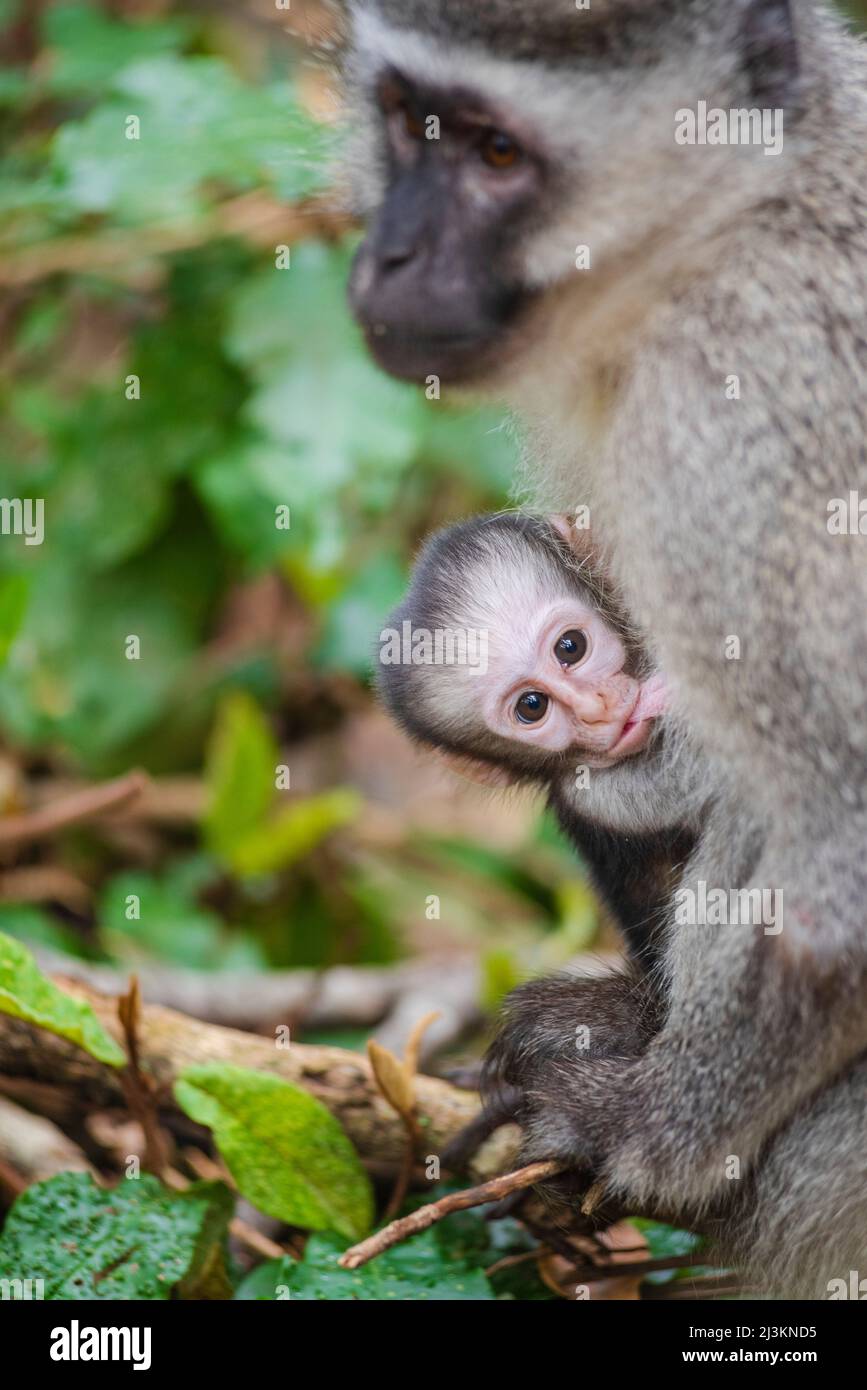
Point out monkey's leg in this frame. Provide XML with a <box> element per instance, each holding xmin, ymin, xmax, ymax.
<box><xmin>491</xmin><ymin>812</ymin><xmax>867</xmax><ymax>1219</ymax></box>
<box><xmin>444</xmin><ymin>968</ymin><xmax>659</xmax><ymax>1175</ymax></box>
<box><xmin>481</xmin><ymin>964</ymin><xmax>662</xmax><ymax>1183</ymax></box>
<box><xmin>726</xmin><ymin>1053</ymin><xmax>867</xmax><ymax>1299</ymax></box>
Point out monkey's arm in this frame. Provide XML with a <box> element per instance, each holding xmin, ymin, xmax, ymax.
<box><xmin>590</xmin><ymin>315</ymin><xmax>867</xmax><ymax>1210</ymax></box>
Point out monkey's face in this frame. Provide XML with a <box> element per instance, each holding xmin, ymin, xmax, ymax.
<box><xmin>344</xmin><ymin>2</ymin><xmax>800</xmax><ymax>388</ymax></box>
<box><xmin>480</xmin><ymin>596</ymin><xmax>667</xmax><ymax>768</ymax></box>
<box><xmin>348</xmin><ymin>68</ymin><xmax>546</xmax><ymax>384</ymax></box>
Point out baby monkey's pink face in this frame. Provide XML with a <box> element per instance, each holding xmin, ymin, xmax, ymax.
<box><xmin>481</xmin><ymin>596</ymin><xmax>667</xmax><ymax>768</ymax></box>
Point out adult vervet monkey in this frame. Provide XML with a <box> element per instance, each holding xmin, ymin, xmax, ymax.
<box><xmin>340</xmin><ymin>0</ymin><xmax>867</xmax><ymax>1296</ymax></box>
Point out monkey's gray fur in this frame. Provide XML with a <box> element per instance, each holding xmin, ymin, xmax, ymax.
<box><xmin>342</xmin><ymin>0</ymin><xmax>867</xmax><ymax>1297</ymax></box>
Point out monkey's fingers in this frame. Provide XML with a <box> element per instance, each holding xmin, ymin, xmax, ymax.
<box><xmin>441</xmin><ymin>1084</ymin><xmax>523</xmax><ymax>1172</ymax></box>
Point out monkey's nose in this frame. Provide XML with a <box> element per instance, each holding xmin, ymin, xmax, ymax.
<box><xmin>570</xmin><ymin>690</ymin><xmax>612</xmax><ymax>724</ymax></box>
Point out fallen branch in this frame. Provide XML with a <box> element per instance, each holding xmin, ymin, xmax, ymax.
<box><xmin>338</xmin><ymin>1160</ymin><xmax>565</xmax><ymax>1270</ymax></box>
<box><xmin>0</xmin><ymin>772</ymin><xmax>148</xmax><ymax>848</ymax></box>
<box><xmin>30</xmin><ymin>948</ymin><xmax>482</xmax><ymax>1061</ymax></box>
<box><xmin>0</xmin><ymin>977</ymin><xmax>502</xmax><ymax>1177</ymax></box>
<box><xmin>0</xmin><ymin>976</ymin><xmax>712</xmax><ymax>1275</ymax></box>
<box><xmin>0</xmin><ymin>1095</ymin><xmax>95</xmax><ymax>1185</ymax></box>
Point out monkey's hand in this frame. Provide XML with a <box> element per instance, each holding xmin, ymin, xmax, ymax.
<box><xmin>481</xmin><ymin>968</ymin><xmax>660</xmax><ymax>1183</ymax></box>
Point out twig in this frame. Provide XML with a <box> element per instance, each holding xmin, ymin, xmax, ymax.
<box><xmin>0</xmin><ymin>193</ymin><xmax>351</xmax><ymax>287</ymax></box>
<box><xmin>117</xmin><ymin>977</ymin><xmax>172</xmax><ymax>1180</ymax></box>
<box><xmin>381</xmin><ymin>1128</ymin><xmax>417</xmax><ymax>1225</ymax></box>
<box><xmin>369</xmin><ymin>1012</ymin><xmax>440</xmax><ymax>1224</ymax></box>
<box><xmin>229</xmin><ymin>1218</ymin><xmax>290</xmax><ymax>1263</ymax></box>
<box><xmin>644</xmin><ymin>1273</ymin><xmax>747</xmax><ymax>1300</ymax></box>
<box><xmin>0</xmin><ymin>865</ymin><xmax>92</xmax><ymax>912</ymax></box>
<box><xmin>570</xmin><ymin>1250</ymin><xmax>715</xmax><ymax>1283</ymax></box>
<box><xmin>485</xmin><ymin>1248</ymin><xmax>548</xmax><ymax>1278</ymax></box>
<box><xmin>581</xmin><ymin>1179</ymin><xmax>608</xmax><ymax>1216</ymax></box>
<box><xmin>338</xmin><ymin>1160</ymin><xmax>565</xmax><ymax>1270</ymax></box>
<box><xmin>0</xmin><ymin>772</ymin><xmax>148</xmax><ymax>847</ymax></box>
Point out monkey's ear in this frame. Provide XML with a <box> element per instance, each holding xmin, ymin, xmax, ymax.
<box><xmin>435</xmin><ymin>750</ymin><xmax>516</xmax><ymax>790</ymax></box>
<box><xmin>547</xmin><ymin>514</ymin><xmax>596</xmax><ymax>563</ymax></box>
<box><xmin>548</xmin><ymin>513</ymin><xmax>581</xmax><ymax>547</ymax></box>
<box><xmin>741</xmin><ymin>0</ymin><xmax>801</xmax><ymax>115</ymax></box>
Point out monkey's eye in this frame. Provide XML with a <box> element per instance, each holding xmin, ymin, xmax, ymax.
<box><xmin>515</xmin><ymin>691</ymin><xmax>549</xmax><ymax>725</ymax></box>
<box><xmin>399</xmin><ymin>102</ymin><xmax>426</xmax><ymax>141</ymax></box>
<box><xmin>554</xmin><ymin>629</ymin><xmax>589</xmax><ymax>666</ymax></box>
<box><xmin>480</xmin><ymin>130</ymin><xmax>521</xmax><ymax>169</ymax></box>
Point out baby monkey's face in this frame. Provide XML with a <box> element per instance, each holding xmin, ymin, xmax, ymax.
<box><xmin>481</xmin><ymin>594</ymin><xmax>667</xmax><ymax>767</ymax></box>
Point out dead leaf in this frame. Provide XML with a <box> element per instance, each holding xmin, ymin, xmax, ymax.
<box><xmin>367</xmin><ymin>1040</ymin><xmax>414</xmax><ymax>1120</ymax></box>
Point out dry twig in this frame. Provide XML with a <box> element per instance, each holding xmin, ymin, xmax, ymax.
<box><xmin>0</xmin><ymin>772</ymin><xmax>148</xmax><ymax>848</ymax></box>
<box><xmin>116</xmin><ymin>977</ymin><xmax>172</xmax><ymax>1180</ymax></box>
<box><xmin>338</xmin><ymin>1160</ymin><xmax>565</xmax><ymax>1270</ymax></box>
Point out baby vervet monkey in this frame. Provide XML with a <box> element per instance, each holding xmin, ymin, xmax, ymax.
<box><xmin>377</xmin><ymin>514</ymin><xmax>707</xmax><ymax>966</ymax></box>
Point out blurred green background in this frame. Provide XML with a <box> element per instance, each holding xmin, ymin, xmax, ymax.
<box><xmin>0</xmin><ymin>0</ymin><xmax>601</xmax><ymax>1002</ymax></box>
<box><xmin>0</xmin><ymin>0</ymin><xmax>863</xmax><ymax>1001</ymax></box>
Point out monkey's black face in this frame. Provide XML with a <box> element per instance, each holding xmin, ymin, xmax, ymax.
<box><xmin>349</xmin><ymin>71</ymin><xmax>544</xmax><ymax>385</ymax></box>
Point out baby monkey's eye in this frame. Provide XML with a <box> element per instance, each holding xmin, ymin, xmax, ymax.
<box><xmin>515</xmin><ymin>691</ymin><xmax>549</xmax><ymax>725</ymax></box>
<box><xmin>480</xmin><ymin>130</ymin><xmax>521</xmax><ymax>169</ymax></box>
<box><xmin>554</xmin><ymin>629</ymin><xmax>589</xmax><ymax>665</ymax></box>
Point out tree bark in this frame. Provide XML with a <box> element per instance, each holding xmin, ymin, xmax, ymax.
<box><xmin>0</xmin><ymin>977</ymin><xmax>518</xmax><ymax>1181</ymax></box>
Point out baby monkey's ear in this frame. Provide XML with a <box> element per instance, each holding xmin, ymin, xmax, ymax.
<box><xmin>547</xmin><ymin>514</ymin><xmax>621</xmax><ymax>592</ymax></box>
<box><xmin>547</xmin><ymin>513</ymin><xmax>595</xmax><ymax>561</ymax></box>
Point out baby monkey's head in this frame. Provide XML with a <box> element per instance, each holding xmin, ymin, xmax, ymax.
<box><xmin>377</xmin><ymin>514</ymin><xmax>667</xmax><ymax>783</ymax></box>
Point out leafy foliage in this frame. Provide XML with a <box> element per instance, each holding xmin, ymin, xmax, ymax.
<box><xmin>0</xmin><ymin>0</ymin><xmax>580</xmax><ymax>993</ymax></box>
<box><xmin>0</xmin><ymin>1172</ymin><xmax>233</xmax><ymax>1300</ymax></box>
<box><xmin>235</xmin><ymin>1229</ymin><xmax>493</xmax><ymax>1302</ymax></box>
<box><xmin>0</xmin><ymin>931</ymin><xmax>124</xmax><ymax>1065</ymax></box>
<box><xmin>174</xmin><ymin>1063</ymin><xmax>374</xmax><ymax>1240</ymax></box>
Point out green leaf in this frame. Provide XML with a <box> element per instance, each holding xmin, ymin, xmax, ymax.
<box><xmin>0</xmin><ymin>932</ymin><xmax>125</xmax><ymax>1066</ymax></box>
<box><xmin>481</xmin><ymin>949</ymin><xmax>522</xmax><ymax>1011</ymax></box>
<box><xmin>51</xmin><ymin>56</ymin><xmax>329</xmax><ymax>223</ymax></box>
<box><xmin>42</xmin><ymin>2</ymin><xmax>190</xmax><ymax>99</ymax></box>
<box><xmin>0</xmin><ymin>1172</ymin><xmax>233</xmax><ymax>1300</ymax></box>
<box><xmin>97</xmin><ymin>866</ymin><xmax>265</xmax><ymax>971</ymax></box>
<box><xmin>203</xmin><ymin>692</ymin><xmax>279</xmax><ymax>861</ymax></box>
<box><xmin>224</xmin><ymin>245</ymin><xmax>429</xmax><ymax>516</ymax></box>
<box><xmin>174</xmin><ymin>1064</ymin><xmax>374</xmax><ymax>1240</ymax></box>
<box><xmin>630</xmin><ymin>1218</ymin><xmax>704</xmax><ymax>1261</ymax></box>
<box><xmin>235</xmin><ymin>1231</ymin><xmax>494</xmax><ymax>1301</ymax></box>
<box><xmin>230</xmin><ymin>789</ymin><xmax>361</xmax><ymax>877</ymax></box>
<box><xmin>0</xmin><ymin>904</ymin><xmax>95</xmax><ymax>960</ymax></box>
<box><xmin>0</xmin><ymin>574</ymin><xmax>28</xmax><ymax>667</ymax></box>
<box><xmin>314</xmin><ymin>551</ymin><xmax>407</xmax><ymax>676</ymax></box>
